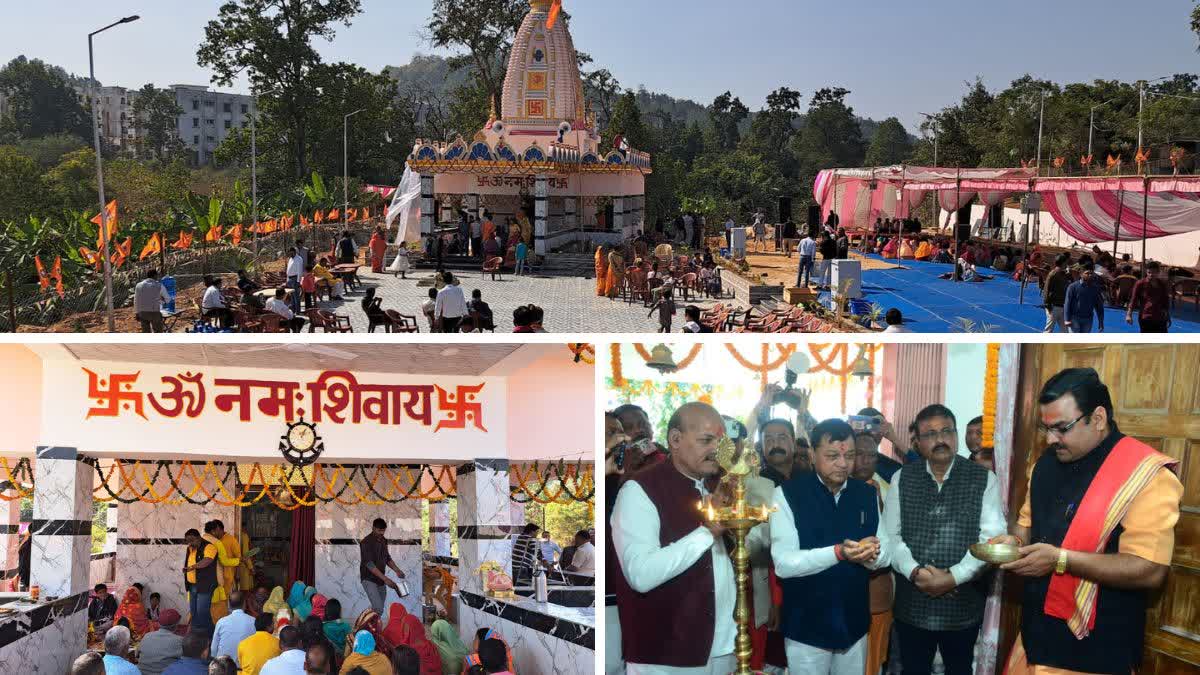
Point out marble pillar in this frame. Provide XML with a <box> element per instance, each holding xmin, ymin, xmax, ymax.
<box><xmin>102</xmin><ymin>502</ymin><xmax>118</xmax><ymax>554</ymax></box>
<box><xmin>1</xmin><ymin>492</ymin><xmax>19</xmax><ymax>588</ymax></box>
<box><xmin>30</xmin><ymin>446</ymin><xmax>91</xmax><ymax>600</ymax></box>
<box><xmin>534</xmin><ymin>176</ymin><xmax>548</xmax><ymax>255</ymax></box>
<box><xmin>420</xmin><ymin>174</ymin><xmax>435</xmax><ymax>236</ymax></box>
<box><xmin>509</xmin><ymin>501</ymin><xmax>526</xmax><ymax>531</ymax></box>
<box><xmin>455</xmin><ymin>460</ymin><xmax>513</xmax><ymax>594</ymax></box>
<box><xmin>565</xmin><ymin>197</ymin><xmax>578</xmax><ymax>233</ymax></box>
<box><xmin>430</xmin><ymin>500</ymin><xmax>452</xmax><ymax>558</ymax></box>
<box><xmin>314</xmin><ymin>498</ymin><xmax>422</xmax><ymax>620</ymax></box>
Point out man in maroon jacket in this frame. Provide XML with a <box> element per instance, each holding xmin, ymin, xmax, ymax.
<box><xmin>1125</xmin><ymin>260</ymin><xmax>1173</xmax><ymax>333</ymax></box>
<box><xmin>611</xmin><ymin>402</ymin><xmax>737</xmax><ymax>675</ymax></box>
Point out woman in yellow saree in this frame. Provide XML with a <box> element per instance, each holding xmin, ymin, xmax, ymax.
<box><xmin>594</xmin><ymin>245</ymin><xmax>609</xmax><ymax>296</ymax></box>
<box><xmin>605</xmin><ymin>249</ymin><xmax>625</xmax><ymax>298</ymax></box>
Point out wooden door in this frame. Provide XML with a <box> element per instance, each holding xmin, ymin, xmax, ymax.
<box><xmin>1007</xmin><ymin>344</ymin><xmax>1200</xmax><ymax>671</ymax></box>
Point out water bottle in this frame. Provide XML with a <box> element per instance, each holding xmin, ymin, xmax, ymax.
<box><xmin>534</xmin><ymin>566</ymin><xmax>548</xmax><ymax>603</ymax></box>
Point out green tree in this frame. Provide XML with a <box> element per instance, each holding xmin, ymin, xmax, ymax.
<box><xmin>130</xmin><ymin>84</ymin><xmax>185</xmax><ymax>161</ymax></box>
<box><xmin>708</xmin><ymin>91</ymin><xmax>749</xmax><ymax>152</ymax></box>
<box><xmin>426</xmin><ymin>0</ymin><xmax>527</xmax><ymax>117</ymax></box>
<box><xmin>864</xmin><ymin>117</ymin><xmax>912</xmax><ymax>166</ymax></box>
<box><xmin>584</xmin><ymin>68</ymin><xmax>622</xmax><ymax>129</ymax></box>
<box><xmin>197</xmin><ymin>0</ymin><xmax>364</xmax><ymax>180</ymax></box>
<box><xmin>10</xmin><ymin>133</ymin><xmax>87</xmax><ymax>170</ymax></box>
<box><xmin>792</xmin><ymin>88</ymin><xmax>865</xmax><ymax>179</ymax></box>
<box><xmin>605</xmin><ymin>91</ymin><xmax>648</xmax><ymax>150</ymax></box>
<box><xmin>42</xmin><ymin>147</ymin><xmax>99</xmax><ymax>212</ymax></box>
<box><xmin>0</xmin><ymin>56</ymin><xmax>91</xmax><ymax>141</ymax></box>
<box><xmin>0</xmin><ymin>147</ymin><xmax>47</xmax><ymax>223</ymax></box>
<box><xmin>744</xmin><ymin>87</ymin><xmax>802</xmax><ymax>176</ymax></box>
<box><xmin>446</xmin><ymin>80</ymin><xmax>492</xmax><ymax>142</ymax></box>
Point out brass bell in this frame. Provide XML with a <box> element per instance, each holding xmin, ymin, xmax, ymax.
<box><xmin>645</xmin><ymin>344</ymin><xmax>678</xmax><ymax>374</ymax></box>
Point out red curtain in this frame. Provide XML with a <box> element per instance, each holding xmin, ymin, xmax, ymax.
<box><xmin>287</xmin><ymin>504</ymin><xmax>316</xmax><ymax>587</ymax></box>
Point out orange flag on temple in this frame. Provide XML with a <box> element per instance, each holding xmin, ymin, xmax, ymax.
<box><xmin>1080</xmin><ymin>154</ymin><xmax>1094</xmax><ymax>168</ymax></box>
<box><xmin>51</xmin><ymin>256</ymin><xmax>63</xmax><ymax>298</ymax></box>
<box><xmin>546</xmin><ymin>0</ymin><xmax>562</xmax><ymax>29</ymax></box>
<box><xmin>329</xmin><ymin>209</ymin><xmax>340</xmax><ymax>221</ymax></box>
<box><xmin>205</xmin><ymin>226</ymin><xmax>223</xmax><ymax>243</ymax></box>
<box><xmin>314</xmin><ymin>210</ymin><xmax>325</xmax><ymax>224</ymax></box>
<box><xmin>347</xmin><ymin>208</ymin><xmax>358</xmax><ymax>222</ymax></box>
<box><xmin>231</xmin><ymin>224</ymin><xmax>244</xmax><ymax>246</ymax></box>
<box><xmin>139</xmin><ymin>233</ymin><xmax>163</xmax><ymax>261</ymax></box>
<box><xmin>35</xmin><ymin>256</ymin><xmax>49</xmax><ymax>290</ymax></box>
<box><xmin>172</xmin><ymin>230</ymin><xmax>193</xmax><ymax>250</ymax></box>
<box><xmin>91</xmin><ymin>199</ymin><xmax>119</xmax><ymax>250</ymax></box>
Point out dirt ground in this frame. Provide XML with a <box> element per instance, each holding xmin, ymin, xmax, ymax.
<box><xmin>740</xmin><ymin>249</ymin><xmax>901</xmax><ymax>287</ymax></box>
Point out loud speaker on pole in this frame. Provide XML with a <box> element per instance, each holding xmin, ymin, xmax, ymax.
<box><xmin>778</xmin><ymin>197</ymin><xmax>793</xmax><ymax>223</ymax></box>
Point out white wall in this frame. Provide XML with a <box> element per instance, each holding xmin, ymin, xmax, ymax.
<box><xmin>943</xmin><ymin>344</ymin><xmax>986</xmax><ymax>457</ymax></box>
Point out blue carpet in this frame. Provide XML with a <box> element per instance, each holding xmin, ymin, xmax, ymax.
<box><xmin>852</xmin><ymin>255</ymin><xmax>1200</xmax><ymax>334</ymax></box>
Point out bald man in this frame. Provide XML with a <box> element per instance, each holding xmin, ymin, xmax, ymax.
<box><xmin>611</xmin><ymin>402</ymin><xmax>737</xmax><ymax>675</ymax></box>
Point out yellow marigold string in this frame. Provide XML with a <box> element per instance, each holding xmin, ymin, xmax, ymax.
<box><xmin>983</xmin><ymin>344</ymin><xmax>1000</xmax><ymax>448</ymax></box>
<box><xmin>0</xmin><ymin>458</ymin><xmax>34</xmax><ymax>501</ymax></box>
<box><xmin>610</xmin><ymin>344</ymin><xmax>625</xmax><ymax>387</ymax></box>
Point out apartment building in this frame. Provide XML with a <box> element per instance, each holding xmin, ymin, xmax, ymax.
<box><xmin>170</xmin><ymin>84</ymin><xmax>255</xmax><ymax>166</ymax></box>
<box><xmin>92</xmin><ymin>85</ymin><xmax>136</xmax><ymax>150</ymax></box>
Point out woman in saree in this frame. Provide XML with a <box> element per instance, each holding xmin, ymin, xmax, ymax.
<box><xmin>369</xmin><ymin>227</ymin><xmax>388</xmax><ymax>273</ymax></box>
<box><xmin>346</xmin><ymin>608</ymin><xmax>393</xmax><ymax>661</ymax></box>
<box><xmin>113</xmin><ymin>587</ymin><xmax>156</xmax><ymax>638</ymax></box>
<box><xmin>881</xmin><ymin>236</ymin><xmax>898</xmax><ymax>258</ymax></box>
<box><xmin>462</xmin><ymin>628</ymin><xmax>515</xmax><ymax>675</ymax></box>
<box><xmin>594</xmin><ymin>245</ymin><xmax>608</xmax><ymax>296</ymax></box>
<box><xmin>262</xmin><ymin>586</ymin><xmax>287</xmax><ymax>617</ymax></box>
<box><xmin>914</xmin><ymin>238</ymin><xmax>933</xmax><ymax>261</ymax></box>
<box><xmin>310</xmin><ymin>594</ymin><xmax>328</xmax><ymax>621</ymax></box>
<box><xmin>899</xmin><ymin>238</ymin><xmax>915</xmax><ymax>259</ymax></box>
<box><xmin>287</xmin><ymin>582</ymin><xmax>315</xmax><ymax>621</ymax></box>
<box><xmin>604</xmin><ymin>248</ymin><xmax>625</xmax><ymax>299</ymax></box>
<box><xmin>340</xmin><ymin>630</ymin><xmax>392</xmax><ymax>675</ymax></box>
<box><xmin>322</xmin><ymin>598</ymin><xmax>352</xmax><ymax>649</ymax></box>
<box><xmin>429</xmin><ymin>620</ymin><xmax>470</xmax><ymax>675</ymax></box>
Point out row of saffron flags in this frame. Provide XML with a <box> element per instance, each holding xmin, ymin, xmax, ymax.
<box><xmin>1018</xmin><ymin>147</ymin><xmax>1176</xmax><ymax>172</ymax></box>
<box><xmin>34</xmin><ymin>200</ymin><xmax>374</xmax><ymax>298</ymax></box>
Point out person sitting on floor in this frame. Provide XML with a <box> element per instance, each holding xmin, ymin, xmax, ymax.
<box><xmin>913</xmin><ymin>238</ymin><xmax>933</xmax><ymax>261</ymax></box>
<box><xmin>89</xmin><ymin>583</ymin><xmax>119</xmax><ymax>633</ymax></box>
<box><xmin>102</xmin><ymin>626</ymin><xmax>141</xmax><ymax>675</ymax></box>
<box><xmin>161</xmin><ymin>631</ymin><xmax>210</xmax><ymax>675</ymax></box>
<box><xmin>932</xmin><ymin>245</ymin><xmax>953</xmax><ymax>264</ymax></box>
<box><xmin>265</xmin><ymin>288</ymin><xmax>306</xmax><ymax>333</ymax></box>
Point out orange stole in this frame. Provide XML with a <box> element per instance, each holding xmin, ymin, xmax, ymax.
<box><xmin>1044</xmin><ymin>436</ymin><xmax>1177</xmax><ymax>638</ymax></box>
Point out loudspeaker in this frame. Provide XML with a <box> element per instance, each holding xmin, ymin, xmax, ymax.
<box><xmin>779</xmin><ymin>197</ymin><xmax>793</xmax><ymax>223</ymax></box>
<box><xmin>955</xmin><ymin>224</ymin><xmax>972</xmax><ymax>244</ymax></box>
<box><xmin>807</xmin><ymin>204</ymin><xmax>820</xmax><ymax>227</ymax></box>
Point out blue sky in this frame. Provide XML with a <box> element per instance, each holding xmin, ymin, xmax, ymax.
<box><xmin>5</xmin><ymin>0</ymin><xmax>1198</xmax><ymax>132</ymax></box>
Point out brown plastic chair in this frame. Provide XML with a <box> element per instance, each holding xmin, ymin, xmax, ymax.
<box><xmin>386</xmin><ymin>310</ymin><xmax>420</xmax><ymax>333</ymax></box>
<box><xmin>483</xmin><ymin>257</ymin><xmax>505</xmax><ymax>280</ymax></box>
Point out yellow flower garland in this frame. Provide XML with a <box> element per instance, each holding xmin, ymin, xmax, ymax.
<box><xmin>983</xmin><ymin>344</ymin><xmax>1000</xmax><ymax>449</ymax></box>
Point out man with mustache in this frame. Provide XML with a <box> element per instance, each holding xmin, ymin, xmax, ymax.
<box><xmin>993</xmin><ymin>368</ymin><xmax>1181</xmax><ymax>675</ymax></box>
<box><xmin>613</xmin><ymin>403</ymin><xmax>667</xmax><ymax>474</ymax></box>
<box><xmin>769</xmin><ymin>419</ymin><xmax>891</xmax><ymax>674</ymax></box>
<box><xmin>883</xmin><ymin>404</ymin><xmax>1005</xmax><ymax>675</ymax></box>
<box><xmin>611</xmin><ymin>402</ymin><xmax>737</xmax><ymax>674</ymax></box>
<box><xmin>856</xmin><ymin>407</ymin><xmax>908</xmax><ymax>481</ymax></box>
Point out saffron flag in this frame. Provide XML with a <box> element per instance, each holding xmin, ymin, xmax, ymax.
<box><xmin>300</xmin><ymin>214</ymin><xmax>310</xmax><ymax>227</ymax></box>
<box><xmin>79</xmin><ymin>247</ymin><xmax>101</xmax><ymax>268</ymax></box>
<box><xmin>51</xmin><ymin>256</ymin><xmax>63</xmax><ymax>298</ymax></box>
<box><xmin>546</xmin><ymin>0</ymin><xmax>562</xmax><ymax>29</ymax></box>
<box><xmin>111</xmin><ymin>238</ymin><xmax>132</xmax><ymax>268</ymax></box>
<box><xmin>314</xmin><ymin>210</ymin><xmax>325</xmax><ymax>224</ymax></box>
<box><xmin>329</xmin><ymin>209</ymin><xmax>341</xmax><ymax>221</ymax></box>
<box><xmin>35</xmin><ymin>256</ymin><xmax>49</xmax><ymax>290</ymax></box>
<box><xmin>172</xmin><ymin>231</ymin><xmax>193</xmax><ymax>250</ymax></box>
<box><xmin>231</xmin><ymin>224</ymin><xmax>244</xmax><ymax>247</ymax></box>
<box><xmin>91</xmin><ymin>200</ymin><xmax>119</xmax><ymax>250</ymax></box>
<box><xmin>205</xmin><ymin>226</ymin><xmax>223</xmax><ymax>243</ymax></box>
<box><xmin>139</xmin><ymin>233</ymin><xmax>163</xmax><ymax>261</ymax></box>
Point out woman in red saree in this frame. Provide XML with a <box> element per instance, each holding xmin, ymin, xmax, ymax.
<box><xmin>113</xmin><ymin>587</ymin><xmax>156</xmax><ymax>638</ymax></box>
<box><xmin>369</xmin><ymin>227</ymin><xmax>388</xmax><ymax>273</ymax></box>
<box><xmin>384</xmin><ymin>605</ymin><xmax>441</xmax><ymax>675</ymax></box>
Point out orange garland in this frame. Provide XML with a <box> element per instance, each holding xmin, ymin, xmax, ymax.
<box><xmin>982</xmin><ymin>344</ymin><xmax>1000</xmax><ymax>449</ymax></box>
<box><xmin>724</xmin><ymin>343</ymin><xmax>797</xmax><ymax>390</ymax></box>
<box><xmin>610</xmin><ymin>344</ymin><xmax>625</xmax><ymax>387</ymax></box>
<box><xmin>567</xmin><ymin>343</ymin><xmax>595</xmax><ymax>365</ymax></box>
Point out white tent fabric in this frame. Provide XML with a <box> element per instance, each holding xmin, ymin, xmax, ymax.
<box><xmin>386</xmin><ymin>166</ymin><xmax>423</xmax><ymax>244</ymax></box>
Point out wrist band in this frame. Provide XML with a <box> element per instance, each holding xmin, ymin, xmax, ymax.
<box><xmin>834</xmin><ymin>544</ymin><xmax>845</xmax><ymax>561</ymax></box>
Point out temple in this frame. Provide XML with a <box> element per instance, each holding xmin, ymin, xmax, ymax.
<box><xmin>406</xmin><ymin>0</ymin><xmax>651</xmax><ymax>256</ymax></box>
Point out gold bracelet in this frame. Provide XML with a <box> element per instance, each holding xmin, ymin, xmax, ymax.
<box><xmin>1055</xmin><ymin>548</ymin><xmax>1069</xmax><ymax>575</ymax></box>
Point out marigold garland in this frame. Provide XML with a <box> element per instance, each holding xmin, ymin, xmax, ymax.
<box><xmin>982</xmin><ymin>344</ymin><xmax>1000</xmax><ymax>449</ymax></box>
<box><xmin>725</xmin><ymin>343</ymin><xmax>797</xmax><ymax>390</ymax></box>
<box><xmin>0</xmin><ymin>458</ymin><xmax>34</xmax><ymax>501</ymax></box>
<box><xmin>610</xmin><ymin>344</ymin><xmax>625</xmax><ymax>387</ymax></box>
<box><xmin>567</xmin><ymin>343</ymin><xmax>595</xmax><ymax>365</ymax></box>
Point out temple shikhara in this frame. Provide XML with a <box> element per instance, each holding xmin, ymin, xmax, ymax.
<box><xmin>407</xmin><ymin>0</ymin><xmax>651</xmax><ymax>255</ymax></box>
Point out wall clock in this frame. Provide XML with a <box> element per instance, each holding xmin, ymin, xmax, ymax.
<box><xmin>279</xmin><ymin>418</ymin><xmax>324</xmax><ymax>466</ymax></box>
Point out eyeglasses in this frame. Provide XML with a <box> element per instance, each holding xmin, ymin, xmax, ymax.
<box><xmin>1038</xmin><ymin>413</ymin><xmax>1088</xmax><ymax>437</ymax></box>
<box><xmin>916</xmin><ymin>428</ymin><xmax>958</xmax><ymax>443</ymax></box>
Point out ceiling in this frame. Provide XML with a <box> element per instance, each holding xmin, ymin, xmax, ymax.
<box><xmin>53</xmin><ymin>343</ymin><xmax>526</xmax><ymax>376</ymax></box>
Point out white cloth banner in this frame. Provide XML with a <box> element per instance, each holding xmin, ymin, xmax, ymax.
<box><xmin>386</xmin><ymin>166</ymin><xmax>423</xmax><ymax>243</ymax></box>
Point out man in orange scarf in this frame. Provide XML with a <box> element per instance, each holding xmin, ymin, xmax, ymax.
<box><xmin>994</xmin><ymin>368</ymin><xmax>1181</xmax><ymax>675</ymax></box>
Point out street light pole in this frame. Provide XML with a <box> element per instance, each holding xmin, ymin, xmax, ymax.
<box><xmin>1088</xmin><ymin>106</ymin><xmax>1096</xmax><ymax>160</ymax></box>
<box><xmin>1137</xmin><ymin>81</ymin><xmax>1145</xmax><ymax>154</ymax></box>
<box><xmin>343</xmin><ymin>109</ymin><xmax>366</xmax><ymax>231</ymax></box>
<box><xmin>250</xmin><ymin>98</ymin><xmax>258</xmax><ymax>256</ymax></box>
<box><xmin>88</xmin><ymin>15</ymin><xmax>140</xmax><ymax>333</ymax></box>
<box><xmin>1035</xmin><ymin>90</ymin><xmax>1047</xmax><ymax>178</ymax></box>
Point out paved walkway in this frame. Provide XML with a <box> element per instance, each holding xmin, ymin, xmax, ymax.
<box><xmin>317</xmin><ymin>269</ymin><xmax>741</xmax><ymax>333</ymax></box>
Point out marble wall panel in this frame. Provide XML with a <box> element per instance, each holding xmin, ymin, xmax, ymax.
<box><xmin>314</xmin><ymin>498</ymin><xmax>422</xmax><ymax>620</ymax></box>
<box><xmin>0</xmin><ymin>593</ymin><xmax>88</xmax><ymax>675</ymax></box>
<box><xmin>458</xmin><ymin>591</ymin><xmax>594</xmax><ymax>675</ymax></box>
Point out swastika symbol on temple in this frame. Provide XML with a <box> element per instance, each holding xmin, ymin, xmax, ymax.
<box><xmin>433</xmin><ymin>384</ymin><xmax>488</xmax><ymax>433</ymax></box>
<box><xmin>84</xmin><ymin>368</ymin><xmax>146</xmax><ymax>420</ymax></box>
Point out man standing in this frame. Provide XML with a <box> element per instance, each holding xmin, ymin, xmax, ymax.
<box><xmin>993</xmin><ymin>368</ymin><xmax>1181</xmax><ymax>674</ymax></box>
<box><xmin>567</xmin><ymin>530</ymin><xmax>596</xmax><ymax>573</ymax></box>
<box><xmin>1042</xmin><ymin>254</ymin><xmax>1071</xmax><ymax>333</ymax></box>
<box><xmin>88</xmin><ymin>583</ymin><xmax>118</xmax><ymax>633</ymax></box>
<box><xmin>434</xmin><ymin>271</ymin><xmax>467</xmax><ymax>333</ymax></box>
<box><xmin>611</xmin><ymin>402</ymin><xmax>737</xmax><ymax>674</ymax></box>
<box><xmin>883</xmin><ymin>404</ymin><xmax>1005</xmax><ymax>675</ymax></box>
<box><xmin>210</xmin><ymin>591</ymin><xmax>255</xmax><ymax>666</ymax></box>
<box><xmin>359</xmin><ymin>518</ymin><xmax>407</xmax><ymax>614</ymax></box>
<box><xmin>964</xmin><ymin>416</ymin><xmax>984</xmax><ymax>458</ymax></box>
<box><xmin>769</xmin><ymin>419</ymin><xmax>891</xmax><ymax>675</ymax></box>
<box><xmin>797</xmin><ymin>231</ymin><xmax>817</xmax><ymax>287</ymax></box>
<box><xmin>724</xmin><ymin>215</ymin><xmax>735</xmax><ymax>250</ymax></box>
<box><xmin>183</xmin><ymin>528</ymin><xmax>218</xmax><ymax>635</ymax></box>
<box><xmin>206</xmin><ymin>519</ymin><xmax>241</xmax><ymax>624</ymax></box>
<box><xmin>134</xmin><ymin>269</ymin><xmax>170</xmax><ymax>333</ymax></box>
<box><xmin>513</xmin><ymin>523</ymin><xmax>551</xmax><ymax>587</ymax></box>
<box><xmin>1064</xmin><ymin>265</ymin><xmax>1105</xmax><ymax>333</ymax></box>
<box><xmin>851</xmin><ymin>433</ymin><xmax>895</xmax><ymax>675</ymax></box>
<box><xmin>611</xmin><ymin>403</ymin><xmax>664</xmax><ymax>474</ymax></box>
<box><xmin>137</xmin><ymin>609</ymin><xmax>184</xmax><ymax>675</ymax></box>
<box><xmin>1126</xmin><ymin>260</ymin><xmax>1172</xmax><ymax>333</ymax></box>
<box><xmin>285</xmin><ymin>246</ymin><xmax>305</xmax><ymax>315</ymax></box>
<box><xmin>539</xmin><ymin>530</ymin><xmax>562</xmax><ymax>566</ymax></box>
<box><xmin>818</xmin><ymin>232</ymin><xmax>838</xmax><ymax>290</ymax></box>
<box><xmin>856</xmin><ymin>407</ymin><xmax>906</xmax><ymax>481</ymax></box>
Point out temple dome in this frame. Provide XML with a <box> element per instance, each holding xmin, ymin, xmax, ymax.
<box><xmin>500</xmin><ymin>0</ymin><xmax>586</xmax><ymax>127</ymax></box>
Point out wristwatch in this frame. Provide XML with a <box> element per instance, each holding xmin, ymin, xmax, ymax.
<box><xmin>1055</xmin><ymin>548</ymin><xmax>1069</xmax><ymax>575</ymax></box>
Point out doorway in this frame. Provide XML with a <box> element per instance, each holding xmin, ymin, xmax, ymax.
<box><xmin>240</xmin><ymin>493</ymin><xmax>313</xmax><ymax>590</ymax></box>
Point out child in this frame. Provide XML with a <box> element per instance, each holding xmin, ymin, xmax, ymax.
<box><xmin>388</xmin><ymin>244</ymin><xmax>410</xmax><ymax>279</ymax></box>
<box><xmin>515</xmin><ymin>240</ymin><xmax>528</xmax><ymax>276</ymax></box>
<box><xmin>647</xmin><ymin>282</ymin><xmax>677</xmax><ymax>333</ymax></box>
<box><xmin>705</xmin><ymin>262</ymin><xmax>722</xmax><ymax>296</ymax></box>
<box><xmin>300</xmin><ymin>265</ymin><xmax>317</xmax><ymax>311</ymax></box>
<box><xmin>147</xmin><ymin>592</ymin><xmax>160</xmax><ymax>622</ymax></box>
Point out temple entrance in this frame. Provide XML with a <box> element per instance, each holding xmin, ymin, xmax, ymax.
<box><xmin>240</xmin><ymin>491</ymin><xmax>312</xmax><ymax>590</ymax></box>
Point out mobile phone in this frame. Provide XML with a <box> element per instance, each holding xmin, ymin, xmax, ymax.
<box><xmin>613</xmin><ymin>442</ymin><xmax>627</xmax><ymax>471</ymax></box>
<box><xmin>847</xmin><ymin>415</ymin><xmax>873</xmax><ymax>432</ymax></box>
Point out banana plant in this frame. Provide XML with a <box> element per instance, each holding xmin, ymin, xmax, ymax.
<box><xmin>186</xmin><ymin>194</ymin><xmax>225</xmax><ymax>238</ymax></box>
<box><xmin>300</xmin><ymin>171</ymin><xmax>333</xmax><ymax>212</ymax></box>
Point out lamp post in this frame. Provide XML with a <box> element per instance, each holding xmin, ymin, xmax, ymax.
<box><xmin>919</xmin><ymin>112</ymin><xmax>940</xmax><ymax>228</ymax></box>
<box><xmin>249</xmin><ymin>87</ymin><xmax>279</xmax><ymax>257</ymax></box>
<box><xmin>88</xmin><ymin>14</ymin><xmax>140</xmax><ymax>333</ymax></box>
<box><xmin>344</xmin><ymin>108</ymin><xmax>366</xmax><ymax>230</ymax></box>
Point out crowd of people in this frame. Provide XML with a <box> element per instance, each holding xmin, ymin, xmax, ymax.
<box><xmin>72</xmin><ymin>518</ymin><xmax>518</xmax><ymax>675</ymax></box>
<box><xmin>605</xmin><ymin>367</ymin><xmax>1181</xmax><ymax>675</ymax></box>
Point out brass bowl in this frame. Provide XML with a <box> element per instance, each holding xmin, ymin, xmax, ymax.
<box><xmin>969</xmin><ymin>543</ymin><xmax>1021</xmax><ymax>565</ymax></box>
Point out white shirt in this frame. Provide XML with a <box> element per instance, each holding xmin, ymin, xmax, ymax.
<box><xmin>286</xmin><ymin>254</ymin><xmax>305</xmax><ymax>278</ymax></box>
<box><xmin>767</xmin><ymin>478</ymin><xmax>892</xmax><ymax>580</ymax></box>
<box><xmin>434</xmin><ymin>285</ymin><xmax>467</xmax><ymax>319</ymax></box>
<box><xmin>265</xmin><ymin>297</ymin><xmax>294</xmax><ymax>320</ymax></box>
<box><xmin>569</xmin><ymin>541</ymin><xmax>595</xmax><ymax>572</ymax></box>
<box><xmin>883</xmin><ymin>458</ymin><xmax>1005</xmax><ymax>586</ymax></box>
<box><xmin>611</xmin><ymin>475</ymin><xmax>736</xmax><ymax>662</ymax></box>
<box><xmin>201</xmin><ymin>285</ymin><xmax>225</xmax><ymax>310</ymax></box>
<box><xmin>210</xmin><ymin>609</ymin><xmax>256</xmax><ymax>665</ymax></box>
<box><xmin>883</xmin><ymin>324</ymin><xmax>913</xmax><ymax>333</ymax></box>
<box><xmin>258</xmin><ymin>648</ymin><xmax>306</xmax><ymax>675</ymax></box>
<box><xmin>798</xmin><ymin>237</ymin><xmax>817</xmax><ymax>257</ymax></box>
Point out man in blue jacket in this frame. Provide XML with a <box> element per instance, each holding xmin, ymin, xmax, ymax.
<box><xmin>1064</xmin><ymin>264</ymin><xmax>1106</xmax><ymax>333</ymax></box>
<box><xmin>768</xmin><ymin>418</ymin><xmax>893</xmax><ymax>674</ymax></box>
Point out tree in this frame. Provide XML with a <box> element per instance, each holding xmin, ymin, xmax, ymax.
<box><xmin>584</xmin><ymin>68</ymin><xmax>622</xmax><ymax>129</ymax></box>
<box><xmin>0</xmin><ymin>56</ymin><xmax>91</xmax><ymax>141</ymax></box>
<box><xmin>130</xmin><ymin>84</ymin><xmax>185</xmax><ymax>161</ymax></box>
<box><xmin>426</xmin><ymin>0</ymin><xmax>527</xmax><ymax>118</ymax></box>
<box><xmin>42</xmin><ymin>147</ymin><xmax>99</xmax><ymax>213</ymax></box>
<box><xmin>709</xmin><ymin>91</ymin><xmax>749</xmax><ymax>152</ymax></box>
<box><xmin>9</xmin><ymin>133</ymin><xmax>87</xmax><ymax>170</ymax></box>
<box><xmin>605</xmin><ymin>91</ymin><xmax>649</xmax><ymax>151</ymax></box>
<box><xmin>0</xmin><ymin>147</ymin><xmax>47</xmax><ymax>223</ymax></box>
<box><xmin>864</xmin><ymin>117</ymin><xmax>912</xmax><ymax>166</ymax></box>
<box><xmin>792</xmin><ymin>87</ymin><xmax>865</xmax><ymax>176</ymax></box>
<box><xmin>197</xmin><ymin>0</ymin><xmax>364</xmax><ymax>180</ymax></box>
<box><xmin>744</xmin><ymin>87</ymin><xmax>802</xmax><ymax>174</ymax></box>
<box><xmin>1192</xmin><ymin>2</ymin><xmax>1200</xmax><ymax>48</ymax></box>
